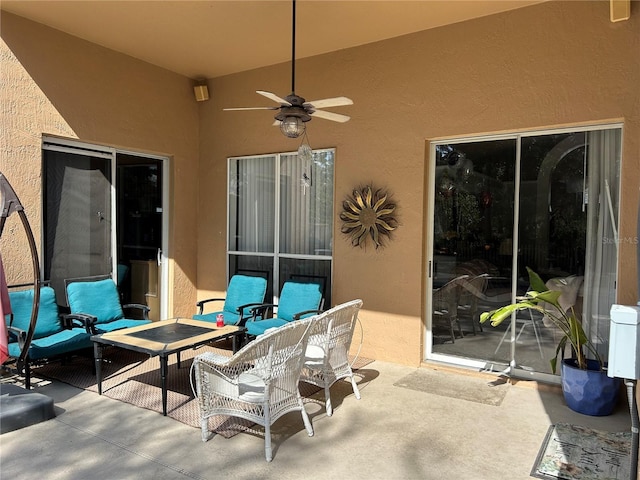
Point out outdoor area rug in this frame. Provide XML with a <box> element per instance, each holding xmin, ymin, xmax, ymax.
<box><xmin>33</xmin><ymin>344</ymin><xmax>373</xmax><ymax>438</ymax></box>
<box><xmin>531</xmin><ymin>423</ymin><xmax>632</xmax><ymax>480</ymax></box>
<box><xmin>393</xmin><ymin>367</ymin><xmax>509</xmax><ymax>406</ymax></box>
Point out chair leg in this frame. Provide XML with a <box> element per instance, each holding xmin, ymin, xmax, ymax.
<box><xmin>264</xmin><ymin>407</ymin><xmax>273</xmax><ymax>462</ymax></box>
<box><xmin>325</xmin><ymin>384</ymin><xmax>333</xmax><ymax>416</ymax></box>
<box><xmin>24</xmin><ymin>361</ymin><xmax>31</xmax><ymax>390</ymax></box>
<box><xmin>350</xmin><ymin>374</ymin><xmax>361</xmax><ymax>400</ymax></box>
<box><xmin>201</xmin><ymin>417</ymin><xmax>209</xmax><ymax>442</ymax></box>
<box><xmin>456</xmin><ymin>318</ymin><xmax>464</xmax><ymax>339</ymax></box>
<box><xmin>298</xmin><ymin>394</ymin><xmax>314</xmax><ymax>437</ymax></box>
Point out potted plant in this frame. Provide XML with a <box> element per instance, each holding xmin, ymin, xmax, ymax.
<box><xmin>480</xmin><ymin>267</ymin><xmax>621</xmax><ymax>416</ymax></box>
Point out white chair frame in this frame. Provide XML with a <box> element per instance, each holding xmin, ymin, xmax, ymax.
<box><xmin>194</xmin><ymin>318</ymin><xmax>314</xmax><ymax>461</ymax></box>
<box><xmin>300</xmin><ymin>299</ymin><xmax>363</xmax><ymax>416</ymax></box>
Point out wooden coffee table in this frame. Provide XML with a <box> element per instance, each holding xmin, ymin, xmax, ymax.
<box><xmin>91</xmin><ymin>318</ymin><xmax>244</xmax><ymax>416</ymax></box>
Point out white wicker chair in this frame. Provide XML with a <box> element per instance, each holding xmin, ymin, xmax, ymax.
<box><xmin>193</xmin><ymin>318</ymin><xmax>314</xmax><ymax>462</ymax></box>
<box><xmin>300</xmin><ymin>299</ymin><xmax>363</xmax><ymax>416</ymax></box>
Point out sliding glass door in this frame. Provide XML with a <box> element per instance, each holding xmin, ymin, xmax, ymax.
<box><xmin>43</xmin><ymin>138</ymin><xmax>168</xmax><ymax>320</ymax></box>
<box><xmin>427</xmin><ymin>126</ymin><xmax>621</xmax><ymax>378</ymax></box>
<box><xmin>43</xmin><ymin>141</ymin><xmax>113</xmax><ymax>303</ymax></box>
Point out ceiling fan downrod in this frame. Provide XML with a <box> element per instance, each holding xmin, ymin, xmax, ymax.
<box><xmin>290</xmin><ymin>0</ymin><xmax>296</xmax><ymax>95</ymax></box>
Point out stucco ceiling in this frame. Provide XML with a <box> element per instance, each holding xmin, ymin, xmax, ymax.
<box><xmin>1</xmin><ymin>0</ymin><xmax>548</xmax><ymax>79</ymax></box>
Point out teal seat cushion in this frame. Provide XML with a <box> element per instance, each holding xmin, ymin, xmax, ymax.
<box><xmin>245</xmin><ymin>318</ymin><xmax>288</xmax><ymax>336</ymax></box>
<box><xmin>93</xmin><ymin>319</ymin><xmax>151</xmax><ymax>333</ymax></box>
<box><xmin>223</xmin><ymin>275</ymin><xmax>267</xmax><ymax>317</ymax></box>
<box><xmin>8</xmin><ymin>327</ymin><xmax>92</xmax><ymax>360</ymax></box>
<box><xmin>7</xmin><ymin>286</ymin><xmax>62</xmax><ymax>339</ymax></box>
<box><xmin>245</xmin><ymin>280</ymin><xmax>323</xmax><ymax>336</ymax></box>
<box><xmin>67</xmin><ymin>279</ymin><xmax>124</xmax><ymax>324</ymax></box>
<box><xmin>277</xmin><ymin>282</ymin><xmax>323</xmax><ymax>322</ymax></box>
<box><xmin>193</xmin><ymin>275</ymin><xmax>267</xmax><ymax>326</ymax></box>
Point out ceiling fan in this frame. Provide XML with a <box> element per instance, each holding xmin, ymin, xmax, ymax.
<box><xmin>224</xmin><ymin>0</ymin><xmax>353</xmax><ymax>138</ymax></box>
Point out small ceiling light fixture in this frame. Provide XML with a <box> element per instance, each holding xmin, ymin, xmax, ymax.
<box><xmin>280</xmin><ymin>114</ymin><xmax>306</xmax><ymax>138</ymax></box>
<box><xmin>224</xmin><ymin>0</ymin><xmax>352</xmax><ymax>137</ymax></box>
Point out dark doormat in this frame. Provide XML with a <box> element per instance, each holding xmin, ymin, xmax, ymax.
<box><xmin>393</xmin><ymin>368</ymin><xmax>509</xmax><ymax>406</ymax></box>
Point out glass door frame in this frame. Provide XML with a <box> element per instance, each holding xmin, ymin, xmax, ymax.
<box><xmin>42</xmin><ymin>136</ymin><xmax>170</xmax><ymax>320</ymax></box>
<box><xmin>424</xmin><ymin>123</ymin><xmax>622</xmax><ymax>383</ymax></box>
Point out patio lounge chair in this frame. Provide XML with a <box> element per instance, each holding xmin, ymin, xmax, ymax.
<box><xmin>65</xmin><ymin>275</ymin><xmax>151</xmax><ymax>334</ymax></box>
<box><xmin>300</xmin><ymin>299</ymin><xmax>363</xmax><ymax>416</ymax></box>
<box><xmin>244</xmin><ymin>278</ymin><xmax>324</xmax><ymax>337</ymax></box>
<box><xmin>7</xmin><ymin>285</ymin><xmax>93</xmax><ymax>388</ymax></box>
<box><xmin>193</xmin><ymin>274</ymin><xmax>267</xmax><ymax>326</ymax></box>
<box><xmin>432</xmin><ymin>275</ymin><xmax>469</xmax><ymax>343</ymax></box>
<box><xmin>193</xmin><ymin>318</ymin><xmax>315</xmax><ymax>461</ymax></box>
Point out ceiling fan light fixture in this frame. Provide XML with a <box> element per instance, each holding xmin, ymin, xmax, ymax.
<box><xmin>280</xmin><ymin>116</ymin><xmax>306</xmax><ymax>138</ymax></box>
<box><xmin>223</xmin><ymin>0</ymin><xmax>352</xmax><ymax>134</ymax></box>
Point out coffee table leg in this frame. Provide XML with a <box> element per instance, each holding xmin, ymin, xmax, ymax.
<box><xmin>94</xmin><ymin>343</ymin><xmax>103</xmax><ymax>395</ymax></box>
<box><xmin>160</xmin><ymin>355</ymin><xmax>168</xmax><ymax>416</ymax></box>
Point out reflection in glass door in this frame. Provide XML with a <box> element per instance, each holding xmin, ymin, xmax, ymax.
<box><xmin>428</xmin><ymin>127</ymin><xmax>621</xmax><ymax>378</ymax></box>
<box><xmin>430</xmin><ymin>138</ymin><xmax>517</xmax><ymax>370</ymax></box>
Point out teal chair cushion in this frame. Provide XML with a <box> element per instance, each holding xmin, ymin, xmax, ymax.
<box><xmin>67</xmin><ymin>278</ymin><xmax>124</xmax><ymax>324</ymax></box>
<box><xmin>7</xmin><ymin>327</ymin><xmax>93</xmax><ymax>360</ymax></box>
<box><xmin>246</xmin><ymin>280</ymin><xmax>323</xmax><ymax>336</ymax></box>
<box><xmin>223</xmin><ymin>275</ymin><xmax>267</xmax><ymax>317</ymax></box>
<box><xmin>277</xmin><ymin>282</ymin><xmax>323</xmax><ymax>322</ymax></box>
<box><xmin>193</xmin><ymin>274</ymin><xmax>267</xmax><ymax>326</ymax></box>
<box><xmin>7</xmin><ymin>286</ymin><xmax>62</xmax><ymax>339</ymax></box>
<box><xmin>245</xmin><ymin>318</ymin><xmax>288</xmax><ymax>336</ymax></box>
<box><xmin>93</xmin><ymin>318</ymin><xmax>151</xmax><ymax>333</ymax></box>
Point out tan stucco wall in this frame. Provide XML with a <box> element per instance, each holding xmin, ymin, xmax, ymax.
<box><xmin>0</xmin><ymin>12</ymin><xmax>200</xmax><ymax>316</ymax></box>
<box><xmin>1</xmin><ymin>2</ymin><xmax>638</xmax><ymax>367</ymax></box>
<box><xmin>200</xmin><ymin>0</ymin><xmax>640</xmax><ymax>366</ymax></box>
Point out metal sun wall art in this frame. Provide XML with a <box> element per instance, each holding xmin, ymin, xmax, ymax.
<box><xmin>340</xmin><ymin>185</ymin><xmax>397</xmax><ymax>249</ymax></box>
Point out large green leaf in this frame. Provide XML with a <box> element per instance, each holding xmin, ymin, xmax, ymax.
<box><xmin>480</xmin><ymin>302</ymin><xmax>537</xmax><ymax>327</ymax></box>
<box><xmin>526</xmin><ymin>267</ymin><xmax>548</xmax><ymax>293</ymax></box>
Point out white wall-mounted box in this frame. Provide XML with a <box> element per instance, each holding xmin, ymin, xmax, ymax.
<box><xmin>608</xmin><ymin>304</ymin><xmax>640</xmax><ymax>379</ymax></box>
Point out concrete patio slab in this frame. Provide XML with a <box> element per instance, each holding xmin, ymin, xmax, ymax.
<box><xmin>0</xmin><ymin>360</ymin><xmax>634</xmax><ymax>480</ymax></box>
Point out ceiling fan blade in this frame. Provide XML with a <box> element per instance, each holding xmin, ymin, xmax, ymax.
<box><xmin>305</xmin><ymin>97</ymin><xmax>353</xmax><ymax>109</ymax></box>
<box><xmin>224</xmin><ymin>106</ymin><xmax>280</xmax><ymax>111</ymax></box>
<box><xmin>256</xmin><ymin>90</ymin><xmax>291</xmax><ymax>105</ymax></box>
<box><xmin>310</xmin><ymin>110</ymin><xmax>351</xmax><ymax>123</ymax></box>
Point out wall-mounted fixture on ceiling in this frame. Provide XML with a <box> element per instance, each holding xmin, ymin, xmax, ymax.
<box><xmin>610</xmin><ymin>0</ymin><xmax>630</xmax><ymax>22</ymax></box>
<box><xmin>193</xmin><ymin>81</ymin><xmax>209</xmax><ymax>102</ymax></box>
<box><xmin>224</xmin><ymin>0</ymin><xmax>353</xmax><ymax>138</ymax></box>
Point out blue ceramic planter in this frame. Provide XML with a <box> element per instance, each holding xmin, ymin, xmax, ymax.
<box><xmin>561</xmin><ymin>358</ymin><xmax>621</xmax><ymax>416</ymax></box>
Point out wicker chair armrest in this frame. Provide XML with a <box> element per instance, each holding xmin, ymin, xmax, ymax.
<box><xmin>122</xmin><ymin>303</ymin><xmax>151</xmax><ymax>320</ymax></box>
<box><xmin>196</xmin><ymin>350</ymin><xmax>234</xmax><ymax>367</ymax></box>
<box><xmin>63</xmin><ymin>313</ymin><xmax>97</xmax><ymax>333</ymax></box>
<box><xmin>195</xmin><ymin>298</ymin><xmax>225</xmax><ymax>314</ymax></box>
